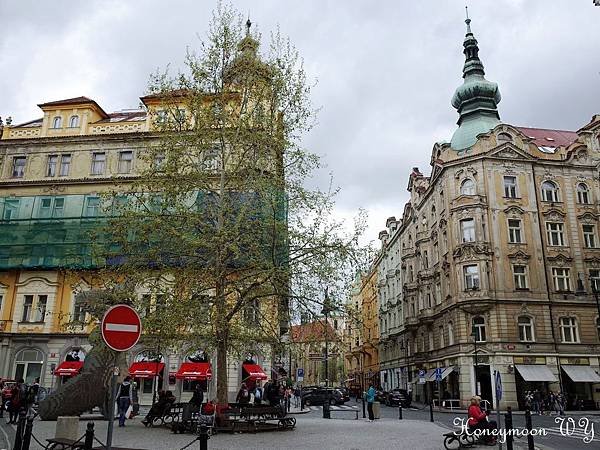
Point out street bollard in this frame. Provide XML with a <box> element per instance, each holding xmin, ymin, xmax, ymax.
<box><xmin>524</xmin><ymin>408</ymin><xmax>534</xmax><ymax>450</ymax></box>
<box><xmin>198</xmin><ymin>425</ymin><xmax>209</xmax><ymax>450</ymax></box>
<box><xmin>84</xmin><ymin>422</ymin><xmax>95</xmax><ymax>450</ymax></box>
<box><xmin>398</xmin><ymin>404</ymin><xmax>403</xmax><ymax>420</ymax></box>
<box><xmin>362</xmin><ymin>397</ymin><xmax>366</xmax><ymax>419</ymax></box>
<box><xmin>21</xmin><ymin>416</ymin><xmax>34</xmax><ymax>450</ymax></box>
<box><xmin>429</xmin><ymin>401</ymin><xmax>434</xmax><ymax>423</ymax></box>
<box><xmin>504</xmin><ymin>406</ymin><xmax>513</xmax><ymax>450</ymax></box>
<box><xmin>13</xmin><ymin>409</ymin><xmax>26</xmax><ymax>450</ymax></box>
<box><xmin>323</xmin><ymin>401</ymin><xmax>331</xmax><ymax>419</ymax></box>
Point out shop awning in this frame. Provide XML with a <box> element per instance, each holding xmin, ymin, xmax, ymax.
<box><xmin>561</xmin><ymin>365</ymin><xmax>600</xmax><ymax>383</ymax></box>
<box><xmin>176</xmin><ymin>362</ymin><xmax>212</xmax><ymax>381</ymax></box>
<box><xmin>515</xmin><ymin>365</ymin><xmax>558</xmax><ymax>382</ymax></box>
<box><xmin>128</xmin><ymin>362</ymin><xmax>165</xmax><ymax>378</ymax></box>
<box><xmin>427</xmin><ymin>367</ymin><xmax>456</xmax><ymax>382</ymax></box>
<box><xmin>242</xmin><ymin>363</ymin><xmax>268</xmax><ymax>380</ymax></box>
<box><xmin>54</xmin><ymin>361</ymin><xmax>84</xmax><ymax>376</ymax></box>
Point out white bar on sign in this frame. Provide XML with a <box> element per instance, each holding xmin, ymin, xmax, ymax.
<box><xmin>105</xmin><ymin>323</ymin><xmax>138</xmax><ymax>332</ymax></box>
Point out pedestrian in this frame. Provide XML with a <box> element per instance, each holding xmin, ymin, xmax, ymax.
<box><xmin>25</xmin><ymin>377</ymin><xmax>40</xmax><ymax>415</ymax></box>
<box><xmin>189</xmin><ymin>384</ymin><xmax>204</xmax><ymax>411</ymax></box>
<box><xmin>236</xmin><ymin>382</ymin><xmax>250</xmax><ymax>405</ymax></box>
<box><xmin>366</xmin><ymin>383</ymin><xmax>376</xmax><ymax>422</ymax></box>
<box><xmin>253</xmin><ymin>381</ymin><xmax>263</xmax><ymax>406</ymax></box>
<box><xmin>7</xmin><ymin>379</ymin><xmax>24</xmax><ymax>424</ymax></box>
<box><xmin>131</xmin><ymin>381</ymin><xmax>139</xmax><ymax>418</ymax></box>
<box><xmin>116</xmin><ymin>376</ymin><xmax>133</xmax><ymax>427</ymax></box>
<box><xmin>0</xmin><ymin>380</ymin><xmax>4</xmax><ymax>419</ymax></box>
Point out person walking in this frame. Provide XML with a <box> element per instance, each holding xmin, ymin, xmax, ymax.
<box><xmin>131</xmin><ymin>381</ymin><xmax>139</xmax><ymax>418</ymax></box>
<box><xmin>366</xmin><ymin>384</ymin><xmax>376</xmax><ymax>422</ymax></box>
<box><xmin>236</xmin><ymin>383</ymin><xmax>250</xmax><ymax>406</ymax></box>
<box><xmin>253</xmin><ymin>382</ymin><xmax>263</xmax><ymax>406</ymax></box>
<box><xmin>116</xmin><ymin>376</ymin><xmax>133</xmax><ymax>427</ymax></box>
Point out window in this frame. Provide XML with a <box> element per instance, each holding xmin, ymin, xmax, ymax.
<box><xmin>472</xmin><ymin>316</ymin><xmax>486</xmax><ymax>342</ymax></box>
<box><xmin>583</xmin><ymin>224</ymin><xmax>597</xmax><ymax>248</ymax></box>
<box><xmin>201</xmin><ymin>146</ymin><xmax>220</xmax><ymax>171</ymax></box>
<box><xmin>497</xmin><ymin>132</ymin><xmax>512</xmax><ymax>143</ymax></box>
<box><xmin>463</xmin><ymin>264</ymin><xmax>480</xmax><ymax>290</ymax></box>
<box><xmin>448</xmin><ymin>322</ymin><xmax>454</xmax><ymax>346</ymax></box>
<box><xmin>552</xmin><ymin>267</ymin><xmax>571</xmax><ymax>292</ymax></box>
<box><xmin>431</xmin><ymin>206</ymin><xmax>436</xmax><ymax>222</ymax></box>
<box><xmin>154</xmin><ymin>153</ymin><xmax>165</xmax><ymax>170</ymax></box>
<box><xmin>408</xmin><ymin>266</ymin><xmax>413</xmax><ymax>282</ymax></box>
<box><xmin>69</xmin><ymin>115</ymin><xmax>79</xmax><ymax>128</ymax></box>
<box><xmin>52</xmin><ymin>116</ymin><xmax>62</xmax><ymax>128</ymax></box>
<box><xmin>423</xmin><ymin>250</ymin><xmax>429</xmax><ymax>268</ymax></box>
<box><xmin>73</xmin><ymin>300</ymin><xmax>86</xmax><ymax>322</ymax></box>
<box><xmin>38</xmin><ymin>197</ymin><xmax>65</xmax><ymax>218</ymax></box>
<box><xmin>577</xmin><ymin>183</ymin><xmax>590</xmax><ymax>204</ymax></box>
<box><xmin>460</xmin><ymin>179</ymin><xmax>475</xmax><ymax>195</ymax></box>
<box><xmin>597</xmin><ymin>318</ymin><xmax>600</xmax><ymax>341</ymax></box>
<box><xmin>91</xmin><ymin>152</ymin><xmax>106</xmax><ymax>175</ymax></box>
<box><xmin>439</xmin><ymin>326</ymin><xmax>445</xmax><ymax>347</ymax></box>
<box><xmin>461</xmin><ymin>219</ymin><xmax>476</xmax><ymax>243</ymax></box>
<box><xmin>541</xmin><ymin>181</ymin><xmax>559</xmax><ymax>202</ymax></box>
<box><xmin>2</xmin><ymin>199</ymin><xmax>20</xmax><ymax>220</ymax></box>
<box><xmin>35</xmin><ymin>295</ymin><xmax>47</xmax><ymax>322</ymax></box>
<box><xmin>590</xmin><ymin>269</ymin><xmax>600</xmax><ymax>293</ymax></box>
<box><xmin>428</xmin><ymin>332</ymin><xmax>434</xmax><ymax>350</ymax></box>
<box><xmin>59</xmin><ymin>154</ymin><xmax>71</xmax><ymax>176</ymax></box>
<box><xmin>560</xmin><ymin>317</ymin><xmax>579</xmax><ymax>343</ymax></box>
<box><xmin>118</xmin><ymin>151</ymin><xmax>133</xmax><ymax>174</ymax></box>
<box><xmin>513</xmin><ymin>265</ymin><xmax>528</xmax><ymax>290</ymax></box>
<box><xmin>508</xmin><ymin>219</ymin><xmax>523</xmax><ymax>243</ymax></box>
<box><xmin>84</xmin><ymin>197</ymin><xmax>101</xmax><ymax>217</ymax></box>
<box><xmin>14</xmin><ymin>348</ymin><xmax>43</xmax><ymax>384</ymax></box>
<box><xmin>546</xmin><ymin>222</ymin><xmax>565</xmax><ymax>246</ymax></box>
<box><xmin>46</xmin><ymin>155</ymin><xmax>58</xmax><ymax>177</ymax></box>
<box><xmin>503</xmin><ymin>176</ymin><xmax>518</xmax><ymax>198</ymax></box>
<box><xmin>22</xmin><ymin>295</ymin><xmax>34</xmax><ymax>322</ymax></box>
<box><xmin>518</xmin><ymin>316</ymin><xmax>534</xmax><ymax>342</ymax></box>
<box><xmin>12</xmin><ymin>156</ymin><xmax>26</xmax><ymax>178</ymax></box>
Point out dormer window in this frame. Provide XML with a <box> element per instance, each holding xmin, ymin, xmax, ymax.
<box><xmin>497</xmin><ymin>132</ymin><xmax>512</xmax><ymax>143</ymax></box>
<box><xmin>460</xmin><ymin>179</ymin><xmax>475</xmax><ymax>196</ymax></box>
<box><xmin>69</xmin><ymin>115</ymin><xmax>80</xmax><ymax>128</ymax></box>
<box><xmin>52</xmin><ymin>116</ymin><xmax>62</xmax><ymax>129</ymax></box>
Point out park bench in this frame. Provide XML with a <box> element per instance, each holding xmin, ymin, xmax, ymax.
<box><xmin>44</xmin><ymin>437</ymin><xmax>86</xmax><ymax>450</ymax></box>
<box><xmin>216</xmin><ymin>404</ymin><xmax>295</xmax><ymax>433</ymax></box>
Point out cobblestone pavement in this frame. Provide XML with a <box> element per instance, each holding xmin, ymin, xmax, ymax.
<box><xmin>2</xmin><ymin>414</ymin><xmax>449</xmax><ymax>450</ymax></box>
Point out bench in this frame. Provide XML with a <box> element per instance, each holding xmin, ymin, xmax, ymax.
<box><xmin>45</xmin><ymin>437</ymin><xmax>86</xmax><ymax>450</ymax></box>
<box><xmin>216</xmin><ymin>405</ymin><xmax>295</xmax><ymax>433</ymax></box>
<box><xmin>330</xmin><ymin>406</ymin><xmax>359</xmax><ymax>420</ymax></box>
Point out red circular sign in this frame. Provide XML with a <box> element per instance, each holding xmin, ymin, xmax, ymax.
<box><xmin>101</xmin><ymin>304</ymin><xmax>142</xmax><ymax>352</ymax></box>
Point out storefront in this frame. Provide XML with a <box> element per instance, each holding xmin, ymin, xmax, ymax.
<box><xmin>241</xmin><ymin>360</ymin><xmax>268</xmax><ymax>392</ymax></box>
<box><xmin>513</xmin><ymin>363</ymin><xmax>558</xmax><ymax>410</ymax></box>
<box><xmin>560</xmin><ymin>358</ymin><xmax>600</xmax><ymax>410</ymax></box>
<box><xmin>13</xmin><ymin>348</ymin><xmax>44</xmax><ymax>384</ymax></box>
<box><xmin>128</xmin><ymin>352</ymin><xmax>165</xmax><ymax>406</ymax></box>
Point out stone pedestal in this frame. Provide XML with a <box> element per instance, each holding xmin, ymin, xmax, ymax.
<box><xmin>55</xmin><ymin>416</ymin><xmax>79</xmax><ymax>441</ymax></box>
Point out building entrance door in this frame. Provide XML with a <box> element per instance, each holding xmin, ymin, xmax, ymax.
<box><xmin>475</xmin><ymin>365</ymin><xmax>493</xmax><ymax>408</ymax></box>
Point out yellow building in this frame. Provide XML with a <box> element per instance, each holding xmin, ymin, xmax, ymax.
<box><xmin>0</xmin><ymin>95</ymin><xmax>276</xmax><ymax>404</ymax></box>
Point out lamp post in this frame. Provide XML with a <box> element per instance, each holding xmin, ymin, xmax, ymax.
<box><xmin>471</xmin><ymin>328</ymin><xmax>479</xmax><ymax>396</ymax></box>
<box><xmin>322</xmin><ymin>288</ymin><xmax>333</xmax><ymax>388</ymax></box>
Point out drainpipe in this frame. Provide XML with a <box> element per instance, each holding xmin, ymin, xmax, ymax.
<box><xmin>531</xmin><ymin>165</ymin><xmax>565</xmax><ymax>395</ymax></box>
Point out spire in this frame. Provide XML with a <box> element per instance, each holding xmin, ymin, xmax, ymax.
<box><xmin>450</xmin><ymin>11</ymin><xmax>501</xmax><ymax>151</ymax></box>
<box><xmin>246</xmin><ymin>17</ymin><xmax>252</xmax><ymax>36</ymax></box>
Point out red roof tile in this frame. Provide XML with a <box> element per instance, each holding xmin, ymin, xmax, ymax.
<box><xmin>38</xmin><ymin>96</ymin><xmax>95</xmax><ymax>107</ymax></box>
<box><xmin>515</xmin><ymin>126</ymin><xmax>578</xmax><ymax>148</ymax></box>
<box><xmin>291</xmin><ymin>321</ymin><xmax>339</xmax><ymax>343</ymax></box>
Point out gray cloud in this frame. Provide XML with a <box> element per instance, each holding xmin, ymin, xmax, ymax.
<box><xmin>1</xmin><ymin>0</ymin><xmax>599</xmax><ymax>244</ymax></box>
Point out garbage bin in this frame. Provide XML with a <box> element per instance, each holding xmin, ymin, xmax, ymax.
<box><xmin>372</xmin><ymin>401</ymin><xmax>381</xmax><ymax>419</ymax></box>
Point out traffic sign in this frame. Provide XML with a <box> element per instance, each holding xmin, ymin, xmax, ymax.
<box><xmin>495</xmin><ymin>370</ymin><xmax>502</xmax><ymax>402</ymax></box>
<box><xmin>101</xmin><ymin>304</ymin><xmax>142</xmax><ymax>352</ymax></box>
<box><xmin>297</xmin><ymin>367</ymin><xmax>304</xmax><ymax>382</ymax></box>
<box><xmin>435</xmin><ymin>367</ymin><xmax>443</xmax><ymax>382</ymax></box>
<box><xmin>418</xmin><ymin>369</ymin><xmax>426</xmax><ymax>384</ymax></box>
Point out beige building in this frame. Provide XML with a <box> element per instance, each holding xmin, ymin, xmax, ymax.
<box><xmin>381</xmin><ymin>19</ymin><xmax>600</xmax><ymax>410</ymax></box>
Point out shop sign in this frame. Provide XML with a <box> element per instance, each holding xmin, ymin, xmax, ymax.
<box><xmin>513</xmin><ymin>356</ymin><xmax>546</xmax><ymax>365</ymax></box>
<box><xmin>559</xmin><ymin>357</ymin><xmax>589</xmax><ymax>365</ymax></box>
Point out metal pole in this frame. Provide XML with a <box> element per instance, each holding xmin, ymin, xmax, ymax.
<box><xmin>494</xmin><ymin>371</ymin><xmax>502</xmax><ymax>450</ymax></box>
<box><xmin>13</xmin><ymin>409</ymin><xmax>26</xmax><ymax>450</ymax></box>
<box><xmin>505</xmin><ymin>406</ymin><xmax>513</xmax><ymax>450</ymax></box>
<box><xmin>84</xmin><ymin>422</ymin><xmax>95</xmax><ymax>450</ymax></box>
<box><xmin>429</xmin><ymin>397</ymin><xmax>434</xmax><ymax>422</ymax></box>
<box><xmin>324</xmin><ymin>309</ymin><xmax>329</xmax><ymax>388</ymax></box>
<box><xmin>524</xmin><ymin>408</ymin><xmax>534</xmax><ymax>450</ymax></box>
<box><xmin>106</xmin><ymin>368</ymin><xmax>118</xmax><ymax>450</ymax></box>
<box><xmin>198</xmin><ymin>425</ymin><xmax>209</xmax><ymax>450</ymax></box>
<box><xmin>21</xmin><ymin>415</ymin><xmax>34</xmax><ymax>450</ymax></box>
<box><xmin>474</xmin><ymin>340</ymin><xmax>479</xmax><ymax>396</ymax></box>
<box><xmin>398</xmin><ymin>403</ymin><xmax>402</xmax><ymax>420</ymax></box>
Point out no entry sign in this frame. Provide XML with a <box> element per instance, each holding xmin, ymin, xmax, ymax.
<box><xmin>101</xmin><ymin>304</ymin><xmax>142</xmax><ymax>352</ymax></box>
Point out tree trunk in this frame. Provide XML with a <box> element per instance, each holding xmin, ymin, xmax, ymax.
<box><xmin>216</xmin><ymin>332</ymin><xmax>229</xmax><ymax>404</ymax></box>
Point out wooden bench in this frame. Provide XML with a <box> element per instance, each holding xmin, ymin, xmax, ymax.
<box><xmin>44</xmin><ymin>437</ymin><xmax>85</xmax><ymax>450</ymax></box>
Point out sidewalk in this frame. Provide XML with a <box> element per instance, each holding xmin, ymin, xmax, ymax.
<box><xmin>411</xmin><ymin>402</ymin><xmax>600</xmax><ymax>416</ymax></box>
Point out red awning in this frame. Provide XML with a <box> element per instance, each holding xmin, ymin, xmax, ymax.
<box><xmin>54</xmin><ymin>361</ymin><xmax>84</xmax><ymax>377</ymax></box>
<box><xmin>128</xmin><ymin>362</ymin><xmax>165</xmax><ymax>378</ymax></box>
<box><xmin>176</xmin><ymin>362</ymin><xmax>212</xmax><ymax>381</ymax></box>
<box><xmin>242</xmin><ymin>363</ymin><xmax>268</xmax><ymax>380</ymax></box>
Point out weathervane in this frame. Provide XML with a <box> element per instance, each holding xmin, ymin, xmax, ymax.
<box><xmin>465</xmin><ymin>5</ymin><xmax>472</xmax><ymax>34</ymax></box>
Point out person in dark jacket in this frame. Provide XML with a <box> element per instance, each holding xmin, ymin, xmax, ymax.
<box><xmin>236</xmin><ymin>383</ymin><xmax>250</xmax><ymax>405</ymax></box>
<box><xmin>116</xmin><ymin>377</ymin><xmax>133</xmax><ymax>427</ymax></box>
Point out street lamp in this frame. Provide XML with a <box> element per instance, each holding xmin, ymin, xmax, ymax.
<box><xmin>471</xmin><ymin>328</ymin><xmax>479</xmax><ymax>396</ymax></box>
<box><xmin>398</xmin><ymin>340</ymin><xmax>409</xmax><ymax>390</ymax></box>
<box><xmin>322</xmin><ymin>288</ymin><xmax>333</xmax><ymax>388</ymax></box>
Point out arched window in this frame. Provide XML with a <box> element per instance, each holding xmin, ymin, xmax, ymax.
<box><xmin>541</xmin><ymin>181</ymin><xmax>559</xmax><ymax>202</ymax></box>
<box><xmin>460</xmin><ymin>179</ymin><xmax>475</xmax><ymax>196</ymax></box>
<box><xmin>577</xmin><ymin>183</ymin><xmax>590</xmax><ymax>204</ymax></box>
<box><xmin>518</xmin><ymin>316</ymin><xmax>535</xmax><ymax>342</ymax></box>
<box><xmin>497</xmin><ymin>132</ymin><xmax>512</xmax><ymax>143</ymax></box>
<box><xmin>69</xmin><ymin>115</ymin><xmax>80</xmax><ymax>128</ymax></box>
<box><xmin>559</xmin><ymin>317</ymin><xmax>579</xmax><ymax>343</ymax></box>
<box><xmin>14</xmin><ymin>348</ymin><xmax>44</xmax><ymax>384</ymax></box>
<box><xmin>447</xmin><ymin>321</ymin><xmax>454</xmax><ymax>346</ymax></box>
<box><xmin>472</xmin><ymin>316</ymin><xmax>486</xmax><ymax>342</ymax></box>
<box><xmin>430</xmin><ymin>206</ymin><xmax>436</xmax><ymax>222</ymax></box>
<box><xmin>52</xmin><ymin>116</ymin><xmax>62</xmax><ymax>129</ymax></box>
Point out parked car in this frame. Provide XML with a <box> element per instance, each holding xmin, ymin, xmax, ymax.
<box><xmin>384</xmin><ymin>389</ymin><xmax>412</xmax><ymax>407</ymax></box>
<box><xmin>302</xmin><ymin>387</ymin><xmax>346</xmax><ymax>406</ymax></box>
<box><xmin>336</xmin><ymin>388</ymin><xmax>350</xmax><ymax>403</ymax></box>
<box><xmin>375</xmin><ymin>389</ymin><xmax>387</xmax><ymax>403</ymax></box>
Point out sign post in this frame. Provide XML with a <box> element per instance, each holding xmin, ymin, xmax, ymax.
<box><xmin>296</xmin><ymin>367</ymin><xmax>304</xmax><ymax>383</ymax></box>
<box><xmin>101</xmin><ymin>305</ymin><xmax>142</xmax><ymax>450</ymax></box>
<box><xmin>435</xmin><ymin>367</ymin><xmax>443</xmax><ymax>409</ymax></box>
<box><xmin>494</xmin><ymin>370</ymin><xmax>503</xmax><ymax>450</ymax></box>
<box><xmin>418</xmin><ymin>369</ymin><xmax>425</xmax><ymax>384</ymax></box>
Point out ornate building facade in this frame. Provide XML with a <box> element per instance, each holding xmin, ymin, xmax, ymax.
<box><xmin>386</xmin><ymin>18</ymin><xmax>600</xmax><ymax>409</ymax></box>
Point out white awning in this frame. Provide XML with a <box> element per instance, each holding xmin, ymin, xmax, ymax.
<box><xmin>515</xmin><ymin>365</ymin><xmax>558</xmax><ymax>382</ymax></box>
<box><xmin>561</xmin><ymin>366</ymin><xmax>600</xmax><ymax>383</ymax></box>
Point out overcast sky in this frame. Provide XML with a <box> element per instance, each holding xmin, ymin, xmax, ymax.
<box><xmin>1</xmin><ymin>0</ymin><xmax>599</xmax><ymax>244</ymax></box>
